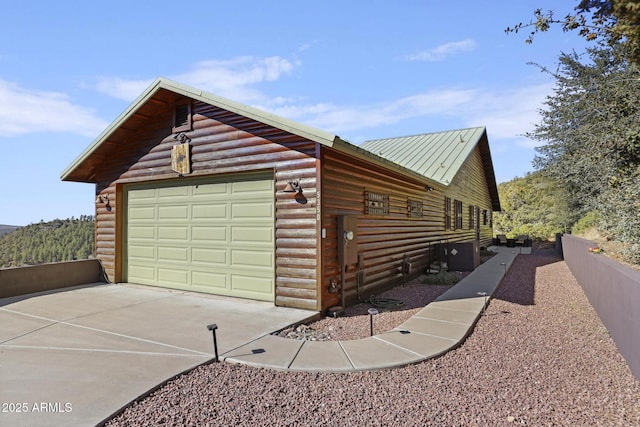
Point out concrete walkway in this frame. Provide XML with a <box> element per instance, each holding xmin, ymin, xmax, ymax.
<box><xmin>222</xmin><ymin>246</ymin><xmax>527</xmax><ymax>372</ymax></box>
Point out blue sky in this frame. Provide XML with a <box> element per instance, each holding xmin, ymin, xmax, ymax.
<box><xmin>0</xmin><ymin>1</ymin><xmax>589</xmax><ymax>226</ymax></box>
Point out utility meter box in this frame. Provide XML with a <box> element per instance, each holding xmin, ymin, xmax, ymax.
<box><xmin>337</xmin><ymin>216</ymin><xmax>358</xmax><ymax>266</ymax></box>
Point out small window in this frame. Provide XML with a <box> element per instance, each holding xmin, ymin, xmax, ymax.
<box><xmin>408</xmin><ymin>199</ymin><xmax>423</xmax><ymax>218</ymax></box>
<box><xmin>444</xmin><ymin>197</ymin><xmax>451</xmax><ymax>230</ymax></box>
<box><xmin>365</xmin><ymin>191</ymin><xmax>389</xmax><ymax>215</ymax></box>
<box><xmin>469</xmin><ymin>205</ymin><xmax>475</xmax><ymax>229</ymax></box>
<box><xmin>454</xmin><ymin>200</ymin><xmax>463</xmax><ymax>230</ymax></box>
<box><xmin>483</xmin><ymin>209</ymin><xmax>489</xmax><ymax>226</ymax></box>
<box><xmin>172</xmin><ymin>102</ymin><xmax>192</xmax><ymax>133</ymax></box>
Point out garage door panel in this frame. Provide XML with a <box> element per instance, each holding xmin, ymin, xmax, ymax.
<box><xmin>158</xmin><ymin>246</ymin><xmax>189</xmax><ymax>262</ymax></box>
<box><xmin>158</xmin><ymin>185</ymin><xmax>189</xmax><ymax>198</ymax></box>
<box><xmin>129</xmin><ymin>206</ymin><xmax>156</xmax><ymax>220</ymax></box>
<box><xmin>231</xmin><ymin>274</ymin><xmax>273</xmax><ymax>295</ymax></box>
<box><xmin>232</xmin><ymin>179</ymin><xmax>273</xmax><ymax>193</ymax></box>
<box><xmin>192</xmin><ymin>248</ymin><xmax>227</xmax><ymax>264</ymax></box>
<box><xmin>192</xmin><ymin>271</ymin><xmax>227</xmax><ymax>289</ymax></box>
<box><xmin>158</xmin><ymin>205</ymin><xmax>189</xmax><ymax>220</ymax></box>
<box><xmin>129</xmin><ymin>226</ymin><xmax>155</xmax><ymax>239</ymax></box>
<box><xmin>128</xmin><ymin>265</ymin><xmax>156</xmax><ymax>281</ymax></box>
<box><xmin>193</xmin><ymin>182</ymin><xmax>228</xmax><ymax>196</ymax></box>
<box><xmin>232</xmin><ymin>249</ymin><xmax>273</xmax><ymax>268</ymax></box>
<box><xmin>157</xmin><ymin>226</ymin><xmax>189</xmax><ymax>241</ymax></box>
<box><xmin>232</xmin><ymin>202</ymin><xmax>273</xmax><ymax>219</ymax></box>
<box><xmin>158</xmin><ymin>268</ymin><xmax>189</xmax><ymax>284</ymax></box>
<box><xmin>232</xmin><ymin>226</ymin><xmax>273</xmax><ymax>243</ymax></box>
<box><xmin>192</xmin><ymin>226</ymin><xmax>227</xmax><ymax>242</ymax></box>
<box><xmin>192</xmin><ymin>204</ymin><xmax>227</xmax><ymax>220</ymax></box>
<box><xmin>126</xmin><ymin>173</ymin><xmax>275</xmax><ymax>302</ymax></box>
<box><xmin>128</xmin><ymin>245</ymin><xmax>155</xmax><ymax>259</ymax></box>
<box><xmin>129</xmin><ymin>188</ymin><xmax>156</xmax><ymax>201</ymax></box>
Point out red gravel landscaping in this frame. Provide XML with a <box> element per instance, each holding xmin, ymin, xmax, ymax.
<box><xmin>106</xmin><ymin>248</ymin><xmax>640</xmax><ymax>426</ymax></box>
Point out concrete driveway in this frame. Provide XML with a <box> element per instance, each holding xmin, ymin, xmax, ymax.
<box><xmin>0</xmin><ymin>283</ymin><xmax>315</xmax><ymax>426</ymax></box>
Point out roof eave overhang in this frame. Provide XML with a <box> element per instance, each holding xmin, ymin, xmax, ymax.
<box><xmin>61</xmin><ymin>77</ymin><xmax>340</xmax><ymax>183</ymax></box>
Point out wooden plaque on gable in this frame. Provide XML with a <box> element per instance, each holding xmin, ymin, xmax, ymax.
<box><xmin>171</xmin><ymin>143</ymin><xmax>191</xmax><ymax>175</ymax></box>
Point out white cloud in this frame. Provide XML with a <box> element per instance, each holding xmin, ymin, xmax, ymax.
<box><xmin>175</xmin><ymin>56</ymin><xmax>297</xmax><ymax>103</ymax></box>
<box><xmin>94</xmin><ymin>56</ymin><xmax>298</xmax><ymax>104</ymax></box>
<box><xmin>263</xmin><ymin>83</ymin><xmax>551</xmax><ymax>149</ymax></box>
<box><xmin>0</xmin><ymin>79</ymin><xmax>108</xmax><ymax>137</ymax></box>
<box><xmin>291</xmin><ymin>88</ymin><xmax>479</xmax><ymax>132</ymax></box>
<box><xmin>459</xmin><ymin>83</ymin><xmax>552</xmax><ymax>146</ymax></box>
<box><xmin>403</xmin><ymin>39</ymin><xmax>477</xmax><ymax>62</ymax></box>
<box><xmin>94</xmin><ymin>77</ymin><xmax>154</xmax><ymax>102</ymax></box>
<box><xmin>89</xmin><ymin>54</ymin><xmax>551</xmax><ymax>150</ymax></box>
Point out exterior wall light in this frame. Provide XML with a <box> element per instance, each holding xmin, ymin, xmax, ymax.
<box><xmin>283</xmin><ymin>180</ymin><xmax>302</xmax><ymax>194</ymax></box>
<box><xmin>96</xmin><ymin>195</ymin><xmax>111</xmax><ymax>211</ymax></box>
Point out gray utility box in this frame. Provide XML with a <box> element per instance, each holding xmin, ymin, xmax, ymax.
<box><xmin>447</xmin><ymin>240</ymin><xmax>480</xmax><ymax>271</ymax></box>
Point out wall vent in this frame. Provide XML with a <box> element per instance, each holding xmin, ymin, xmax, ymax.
<box><xmin>172</xmin><ymin>102</ymin><xmax>192</xmax><ymax>132</ymax></box>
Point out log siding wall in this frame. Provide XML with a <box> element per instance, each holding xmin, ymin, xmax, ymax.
<box><xmin>445</xmin><ymin>147</ymin><xmax>495</xmax><ymax>247</ymax></box>
<box><xmin>320</xmin><ymin>145</ymin><xmax>495</xmax><ymax>309</ymax></box>
<box><xmin>94</xmin><ymin>100</ymin><xmax>321</xmax><ymax>310</ymax></box>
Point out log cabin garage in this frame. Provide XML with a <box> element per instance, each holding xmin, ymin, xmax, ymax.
<box><xmin>62</xmin><ymin>78</ymin><xmax>501</xmax><ymax>312</ymax></box>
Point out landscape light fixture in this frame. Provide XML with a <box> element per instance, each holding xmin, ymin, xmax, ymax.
<box><xmin>500</xmin><ymin>262</ymin><xmax>507</xmax><ymax>275</ymax></box>
<box><xmin>283</xmin><ymin>180</ymin><xmax>302</xmax><ymax>194</ymax></box>
<box><xmin>368</xmin><ymin>308</ymin><xmax>379</xmax><ymax>336</ymax></box>
<box><xmin>206</xmin><ymin>323</ymin><xmax>219</xmax><ymax>363</ymax></box>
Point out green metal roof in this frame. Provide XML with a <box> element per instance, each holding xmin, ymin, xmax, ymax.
<box><xmin>60</xmin><ymin>79</ymin><xmax>500</xmax><ymax>211</ymax></box>
<box><xmin>361</xmin><ymin>127</ymin><xmax>501</xmax><ymax>210</ymax></box>
<box><xmin>360</xmin><ymin>127</ymin><xmax>486</xmax><ymax>185</ymax></box>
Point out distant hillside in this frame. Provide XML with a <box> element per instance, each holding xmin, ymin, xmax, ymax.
<box><xmin>0</xmin><ymin>224</ymin><xmax>20</xmax><ymax>236</ymax></box>
<box><xmin>0</xmin><ymin>216</ymin><xmax>94</xmax><ymax>268</ymax></box>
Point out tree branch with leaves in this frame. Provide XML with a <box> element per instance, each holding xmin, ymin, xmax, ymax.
<box><xmin>506</xmin><ymin>1</ymin><xmax>640</xmax><ymax>64</ymax></box>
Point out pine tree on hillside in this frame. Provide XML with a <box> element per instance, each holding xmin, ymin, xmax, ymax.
<box><xmin>0</xmin><ymin>217</ymin><xmax>95</xmax><ymax>268</ymax></box>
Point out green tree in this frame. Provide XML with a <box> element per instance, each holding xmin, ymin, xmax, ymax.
<box><xmin>526</xmin><ymin>43</ymin><xmax>640</xmax><ymax>263</ymax></box>
<box><xmin>494</xmin><ymin>172</ymin><xmax>571</xmax><ymax>240</ymax></box>
<box><xmin>0</xmin><ymin>217</ymin><xmax>95</xmax><ymax>267</ymax></box>
<box><xmin>507</xmin><ymin>1</ymin><xmax>640</xmax><ymax>64</ymax></box>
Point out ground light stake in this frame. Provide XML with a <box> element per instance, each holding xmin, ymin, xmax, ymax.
<box><xmin>207</xmin><ymin>323</ymin><xmax>219</xmax><ymax>362</ymax></box>
<box><xmin>368</xmin><ymin>308</ymin><xmax>379</xmax><ymax>336</ymax></box>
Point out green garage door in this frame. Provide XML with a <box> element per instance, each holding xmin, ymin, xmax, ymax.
<box><xmin>125</xmin><ymin>172</ymin><xmax>275</xmax><ymax>301</ymax></box>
